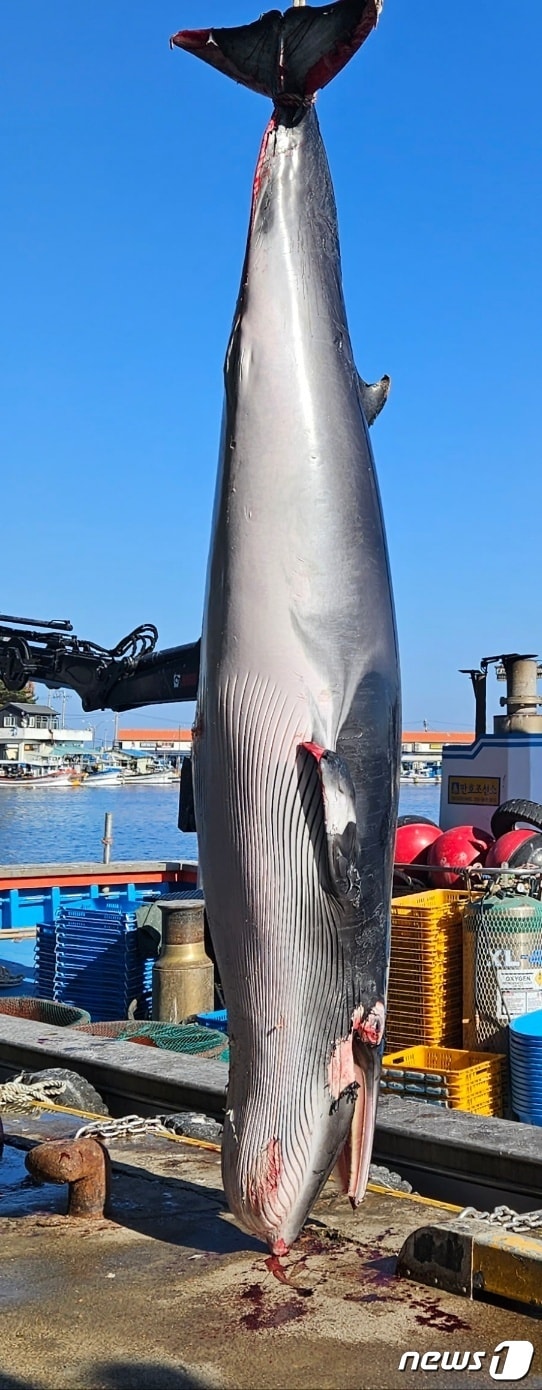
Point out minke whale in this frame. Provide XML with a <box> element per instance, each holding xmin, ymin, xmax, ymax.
<box><xmin>172</xmin><ymin>0</ymin><xmax>400</xmax><ymax>1254</ymax></box>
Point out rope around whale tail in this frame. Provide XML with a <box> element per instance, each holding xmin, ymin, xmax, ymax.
<box><xmin>170</xmin><ymin>0</ymin><xmax>382</xmax><ymax>105</ymax></box>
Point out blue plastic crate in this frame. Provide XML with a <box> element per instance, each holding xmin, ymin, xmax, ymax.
<box><xmin>197</xmin><ymin>1009</ymin><xmax>228</xmax><ymax>1035</ymax></box>
<box><xmin>52</xmin><ymin>894</ymin><xmax>162</xmax><ymax>1021</ymax></box>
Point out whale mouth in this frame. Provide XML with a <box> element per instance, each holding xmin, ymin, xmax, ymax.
<box><xmin>221</xmin><ymin>1006</ymin><xmax>384</xmax><ymax>1253</ymax></box>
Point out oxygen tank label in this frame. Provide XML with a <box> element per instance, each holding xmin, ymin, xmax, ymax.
<box><xmin>496</xmin><ymin>968</ymin><xmax>542</xmax><ymax>1021</ymax></box>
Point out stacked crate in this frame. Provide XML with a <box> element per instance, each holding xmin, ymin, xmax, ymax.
<box><xmin>387</xmin><ymin>890</ymin><xmax>468</xmax><ymax>1050</ymax></box>
<box><xmin>380</xmin><ymin>1045</ymin><xmax>506</xmax><ymax>1117</ymax></box>
<box><xmin>54</xmin><ymin>900</ymin><xmax>150</xmax><ymax>1022</ymax></box>
<box><xmin>34</xmin><ymin>920</ymin><xmax>57</xmax><ymax>999</ymax></box>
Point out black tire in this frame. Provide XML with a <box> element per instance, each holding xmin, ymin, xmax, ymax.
<box><xmin>508</xmin><ymin>833</ymin><xmax>542</xmax><ymax>869</ymax></box>
<box><xmin>19</xmin><ymin>1067</ymin><xmax>109</xmax><ymax>1116</ymax></box>
<box><xmin>393</xmin><ymin>870</ymin><xmax>427</xmax><ymax>893</ymax></box>
<box><xmin>397</xmin><ymin>815</ymin><xmax>440</xmax><ymax>829</ymax></box>
<box><xmin>491</xmin><ymin>799</ymin><xmax>542</xmax><ymax>840</ymax></box>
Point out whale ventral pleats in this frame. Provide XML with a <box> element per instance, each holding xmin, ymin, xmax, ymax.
<box><xmin>170</xmin><ymin>0</ymin><xmax>382</xmax><ymax>103</ymax></box>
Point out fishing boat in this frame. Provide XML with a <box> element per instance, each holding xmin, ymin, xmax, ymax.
<box><xmin>400</xmin><ymin>761</ymin><xmax>441</xmax><ymax>785</ymax></box>
<box><xmin>120</xmin><ymin>769</ymin><xmax>177</xmax><ymax>785</ymax></box>
<box><xmin>0</xmin><ymin>762</ymin><xmax>77</xmax><ymax>787</ymax></box>
<box><xmin>83</xmin><ymin>765</ymin><xmax>123</xmax><ymax>786</ymax></box>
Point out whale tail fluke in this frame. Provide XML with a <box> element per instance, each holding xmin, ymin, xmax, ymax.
<box><xmin>171</xmin><ymin>0</ymin><xmax>382</xmax><ymax>103</ymax></box>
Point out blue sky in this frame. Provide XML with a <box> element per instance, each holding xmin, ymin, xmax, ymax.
<box><xmin>2</xmin><ymin>1</ymin><xmax>541</xmax><ymax>739</ymax></box>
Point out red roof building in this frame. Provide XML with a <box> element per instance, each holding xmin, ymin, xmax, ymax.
<box><xmin>117</xmin><ymin>728</ymin><xmax>472</xmax><ymax>756</ymax></box>
<box><xmin>116</xmin><ymin>729</ymin><xmax>192</xmax><ymax>754</ymax></box>
<box><xmin>402</xmin><ymin>731</ymin><xmax>473</xmax><ymax>750</ymax></box>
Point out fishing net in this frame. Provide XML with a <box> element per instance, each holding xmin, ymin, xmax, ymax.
<box><xmin>0</xmin><ymin>998</ymin><xmax>90</xmax><ymax>1027</ymax></box>
<box><xmin>74</xmin><ymin>1019</ymin><xmax>229</xmax><ymax>1061</ymax></box>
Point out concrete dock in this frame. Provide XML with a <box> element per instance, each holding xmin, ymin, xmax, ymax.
<box><xmin>1</xmin><ymin>1105</ymin><xmax>542</xmax><ymax>1390</ymax></box>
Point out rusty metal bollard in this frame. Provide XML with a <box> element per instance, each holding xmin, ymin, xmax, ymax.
<box><xmin>25</xmin><ymin>1137</ymin><xmax>111</xmax><ymax>1218</ymax></box>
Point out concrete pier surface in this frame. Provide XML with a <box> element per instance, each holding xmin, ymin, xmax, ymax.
<box><xmin>1</xmin><ymin>1107</ymin><xmax>541</xmax><ymax>1390</ymax></box>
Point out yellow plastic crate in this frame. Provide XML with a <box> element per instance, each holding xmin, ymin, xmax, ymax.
<box><xmin>382</xmin><ymin>1046</ymin><xmax>505</xmax><ymax>1081</ymax></box>
<box><xmin>391</xmin><ymin>936</ymin><xmax>463</xmax><ymax>957</ymax></box>
<box><xmin>386</xmin><ymin>1021</ymin><xmax>462</xmax><ymax>1043</ymax></box>
<box><xmin>385</xmin><ymin>1026</ymin><xmax>463</xmax><ymax>1049</ymax></box>
<box><xmin>469</xmin><ymin>1100</ymin><xmax>504</xmax><ymax>1116</ymax></box>
<box><xmin>390</xmin><ymin>929</ymin><xmax>463</xmax><ymax>951</ymax></box>
<box><xmin>381</xmin><ymin>1046</ymin><xmax>505</xmax><ymax>1117</ymax></box>
<box><xmin>389</xmin><ymin>947</ymin><xmax>462</xmax><ymax>965</ymax></box>
<box><xmin>387</xmin><ymin>1000</ymin><xmax>462</xmax><ymax>1020</ymax></box>
<box><xmin>388</xmin><ymin>893</ymin><xmax>466</xmax><ymax>1048</ymax></box>
<box><xmin>387</xmin><ymin>984</ymin><xmax>462</xmax><ymax>1004</ymax></box>
<box><xmin>388</xmin><ymin>980</ymin><xmax>462</xmax><ymax>998</ymax></box>
<box><xmin>389</xmin><ymin>978</ymin><xmax>461</xmax><ymax>1000</ymax></box>
<box><xmin>388</xmin><ymin>983</ymin><xmax>461</xmax><ymax>1002</ymax></box>
<box><xmin>392</xmin><ymin>890</ymin><xmax>471</xmax><ymax>920</ymax></box>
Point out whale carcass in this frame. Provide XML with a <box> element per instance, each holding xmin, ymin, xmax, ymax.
<box><xmin>172</xmin><ymin>0</ymin><xmax>400</xmax><ymax>1254</ymax></box>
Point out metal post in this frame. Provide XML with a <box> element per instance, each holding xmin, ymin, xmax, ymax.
<box><xmin>460</xmin><ymin>667</ymin><xmax>487</xmax><ymax>741</ymax></box>
<box><xmin>102</xmin><ymin>812</ymin><xmax>113</xmax><ymax>864</ymax></box>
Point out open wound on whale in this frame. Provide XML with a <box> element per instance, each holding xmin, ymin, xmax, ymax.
<box><xmin>247</xmin><ymin>1137</ymin><xmax>283</xmax><ymax>1213</ymax></box>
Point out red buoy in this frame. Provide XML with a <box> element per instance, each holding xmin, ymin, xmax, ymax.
<box><xmin>485</xmin><ymin>828</ymin><xmax>534</xmax><ymax>868</ymax></box>
<box><xmin>395</xmin><ymin>821</ymin><xmax>442</xmax><ymax>867</ymax></box>
<box><xmin>426</xmin><ymin>825</ymin><xmax>493</xmax><ymax>887</ymax></box>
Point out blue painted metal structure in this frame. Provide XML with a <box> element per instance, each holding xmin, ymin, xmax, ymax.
<box><xmin>0</xmin><ymin>862</ymin><xmax>197</xmax><ymax>931</ymax></box>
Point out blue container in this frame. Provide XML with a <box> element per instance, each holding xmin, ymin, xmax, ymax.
<box><xmin>511</xmin><ymin>1010</ymin><xmax>542</xmax><ymax>1037</ymax></box>
<box><xmin>510</xmin><ymin>1010</ymin><xmax>542</xmax><ymax>1125</ymax></box>
<box><xmin>197</xmin><ymin>1009</ymin><xmax>228</xmax><ymax>1035</ymax></box>
<box><xmin>51</xmin><ymin>893</ymin><xmax>164</xmax><ymax>1022</ymax></box>
<box><xmin>34</xmin><ymin>921</ymin><xmax>56</xmax><ymax>998</ymax></box>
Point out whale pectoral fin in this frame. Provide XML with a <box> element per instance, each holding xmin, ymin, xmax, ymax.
<box><xmin>348</xmin><ymin>1040</ymin><xmax>381</xmax><ymax>1206</ymax></box>
<box><xmin>335</xmin><ymin>1041</ymin><xmax>381</xmax><ymax>1206</ymax></box>
<box><xmin>178</xmin><ymin>755</ymin><xmax>197</xmax><ymax>833</ymax></box>
<box><xmin>357</xmin><ymin>373</ymin><xmax>390</xmax><ymax>427</ymax></box>
<box><xmin>301</xmin><ymin>742</ymin><xmax>359</xmax><ymax>904</ymax></box>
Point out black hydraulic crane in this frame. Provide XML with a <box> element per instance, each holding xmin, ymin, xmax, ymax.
<box><xmin>0</xmin><ymin>613</ymin><xmax>200</xmax><ymax>713</ymax></box>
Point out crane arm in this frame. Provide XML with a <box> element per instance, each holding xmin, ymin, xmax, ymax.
<box><xmin>0</xmin><ymin>613</ymin><xmax>200</xmax><ymax>712</ymax></box>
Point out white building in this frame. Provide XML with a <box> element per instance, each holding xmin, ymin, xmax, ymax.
<box><xmin>0</xmin><ymin>702</ymin><xmax>93</xmax><ymax>766</ymax></box>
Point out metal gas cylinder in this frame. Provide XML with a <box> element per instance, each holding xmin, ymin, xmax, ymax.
<box><xmin>152</xmin><ymin>896</ymin><xmax>214</xmax><ymax>1023</ymax></box>
<box><xmin>463</xmin><ymin>892</ymin><xmax>542</xmax><ymax>1051</ymax></box>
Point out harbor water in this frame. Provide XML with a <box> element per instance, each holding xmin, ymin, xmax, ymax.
<box><xmin>0</xmin><ymin>781</ymin><xmax>440</xmax><ymax>865</ymax></box>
